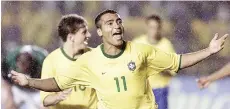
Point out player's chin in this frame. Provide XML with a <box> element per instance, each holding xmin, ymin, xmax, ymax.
<box><xmin>113</xmin><ymin>40</ymin><xmax>124</xmax><ymax>47</ymax></box>
<box><xmin>80</xmin><ymin>43</ymin><xmax>88</xmax><ymax>49</ymax></box>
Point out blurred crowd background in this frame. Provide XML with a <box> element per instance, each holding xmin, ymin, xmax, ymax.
<box><xmin>1</xmin><ymin>1</ymin><xmax>230</xmax><ymax>109</ymax></box>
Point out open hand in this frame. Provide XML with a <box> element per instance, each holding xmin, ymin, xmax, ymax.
<box><xmin>208</xmin><ymin>33</ymin><xmax>228</xmax><ymax>54</ymax></box>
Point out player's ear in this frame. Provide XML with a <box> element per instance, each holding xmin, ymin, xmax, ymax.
<box><xmin>97</xmin><ymin>28</ymin><xmax>102</xmax><ymax>37</ymax></box>
<box><xmin>68</xmin><ymin>34</ymin><xmax>74</xmax><ymax>42</ymax></box>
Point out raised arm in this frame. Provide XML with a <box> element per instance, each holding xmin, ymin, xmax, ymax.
<box><xmin>146</xmin><ymin>33</ymin><xmax>228</xmax><ymax>77</ymax></box>
<box><xmin>11</xmin><ymin>70</ymin><xmax>61</xmax><ymax>92</ymax></box>
<box><xmin>180</xmin><ymin>33</ymin><xmax>228</xmax><ymax>69</ymax></box>
<box><xmin>197</xmin><ymin>62</ymin><xmax>230</xmax><ymax>88</ymax></box>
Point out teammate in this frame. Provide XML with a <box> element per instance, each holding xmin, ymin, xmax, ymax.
<box><xmin>11</xmin><ymin>10</ymin><xmax>228</xmax><ymax>109</ymax></box>
<box><xmin>40</xmin><ymin>14</ymin><xmax>97</xmax><ymax>109</ymax></box>
<box><xmin>197</xmin><ymin>62</ymin><xmax>230</xmax><ymax>88</ymax></box>
<box><xmin>133</xmin><ymin>15</ymin><xmax>175</xmax><ymax>109</ymax></box>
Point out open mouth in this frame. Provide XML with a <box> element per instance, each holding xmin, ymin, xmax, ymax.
<box><xmin>84</xmin><ymin>38</ymin><xmax>89</xmax><ymax>45</ymax></box>
<box><xmin>113</xmin><ymin>32</ymin><xmax>122</xmax><ymax>35</ymax></box>
<box><xmin>113</xmin><ymin>32</ymin><xmax>122</xmax><ymax>40</ymax></box>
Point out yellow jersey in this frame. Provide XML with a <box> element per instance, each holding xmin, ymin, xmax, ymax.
<box><xmin>55</xmin><ymin>41</ymin><xmax>181</xmax><ymax>109</ymax></box>
<box><xmin>40</xmin><ymin>47</ymin><xmax>97</xmax><ymax>109</ymax></box>
<box><xmin>133</xmin><ymin>35</ymin><xmax>176</xmax><ymax>88</ymax></box>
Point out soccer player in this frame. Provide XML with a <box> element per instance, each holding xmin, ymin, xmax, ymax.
<box><xmin>40</xmin><ymin>14</ymin><xmax>97</xmax><ymax>109</ymax></box>
<box><xmin>197</xmin><ymin>62</ymin><xmax>230</xmax><ymax>88</ymax></box>
<box><xmin>11</xmin><ymin>10</ymin><xmax>228</xmax><ymax>109</ymax></box>
<box><xmin>133</xmin><ymin>15</ymin><xmax>176</xmax><ymax>109</ymax></box>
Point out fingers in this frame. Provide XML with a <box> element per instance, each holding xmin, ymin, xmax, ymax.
<box><xmin>219</xmin><ymin>34</ymin><xmax>228</xmax><ymax>48</ymax></box>
<box><xmin>60</xmin><ymin>88</ymin><xmax>72</xmax><ymax>96</ymax></box>
<box><xmin>11</xmin><ymin>70</ymin><xmax>19</xmax><ymax>76</ymax></box>
<box><xmin>58</xmin><ymin>89</ymin><xmax>72</xmax><ymax>100</ymax></box>
<box><xmin>12</xmin><ymin>77</ymin><xmax>19</xmax><ymax>84</ymax></box>
<box><xmin>66</xmin><ymin>88</ymin><xmax>72</xmax><ymax>93</ymax></box>
<box><xmin>198</xmin><ymin>84</ymin><xmax>203</xmax><ymax>89</ymax></box>
<box><xmin>219</xmin><ymin>34</ymin><xmax>229</xmax><ymax>41</ymax></box>
<box><xmin>63</xmin><ymin>88</ymin><xmax>72</xmax><ymax>92</ymax></box>
<box><xmin>221</xmin><ymin>40</ymin><xmax>225</xmax><ymax>46</ymax></box>
<box><xmin>212</xmin><ymin>33</ymin><xmax>219</xmax><ymax>41</ymax></box>
<box><xmin>196</xmin><ymin>77</ymin><xmax>209</xmax><ymax>89</ymax></box>
<box><xmin>218</xmin><ymin>34</ymin><xmax>228</xmax><ymax>44</ymax></box>
<box><xmin>13</xmin><ymin>80</ymin><xmax>19</xmax><ymax>84</ymax></box>
<box><xmin>11</xmin><ymin>76</ymin><xmax>19</xmax><ymax>84</ymax></box>
<box><xmin>63</xmin><ymin>89</ymin><xmax>72</xmax><ymax>94</ymax></box>
<box><xmin>59</xmin><ymin>94</ymin><xmax>68</xmax><ymax>100</ymax></box>
<box><xmin>212</xmin><ymin>33</ymin><xmax>228</xmax><ymax>42</ymax></box>
<box><xmin>196</xmin><ymin>79</ymin><xmax>203</xmax><ymax>89</ymax></box>
<box><xmin>203</xmin><ymin>82</ymin><xmax>210</xmax><ymax>88</ymax></box>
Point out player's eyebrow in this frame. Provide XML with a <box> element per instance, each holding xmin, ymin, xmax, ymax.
<box><xmin>82</xmin><ymin>29</ymin><xmax>87</xmax><ymax>34</ymax></box>
<box><xmin>105</xmin><ymin>19</ymin><xmax>114</xmax><ymax>24</ymax></box>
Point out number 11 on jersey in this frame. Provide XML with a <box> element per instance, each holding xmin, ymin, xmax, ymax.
<box><xmin>114</xmin><ymin>76</ymin><xmax>127</xmax><ymax>92</ymax></box>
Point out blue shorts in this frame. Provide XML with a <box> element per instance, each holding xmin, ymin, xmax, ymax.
<box><xmin>152</xmin><ymin>87</ymin><xmax>169</xmax><ymax>109</ymax></box>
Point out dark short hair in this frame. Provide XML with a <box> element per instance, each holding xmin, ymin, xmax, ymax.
<box><xmin>95</xmin><ymin>9</ymin><xmax>118</xmax><ymax>28</ymax></box>
<box><xmin>58</xmin><ymin>14</ymin><xmax>86</xmax><ymax>42</ymax></box>
<box><xmin>145</xmin><ymin>15</ymin><xmax>162</xmax><ymax>27</ymax></box>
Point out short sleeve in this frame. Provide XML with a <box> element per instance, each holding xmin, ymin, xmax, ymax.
<box><xmin>146</xmin><ymin>47</ymin><xmax>181</xmax><ymax>77</ymax></box>
<box><xmin>40</xmin><ymin>59</ymin><xmax>55</xmax><ymax>102</ymax></box>
<box><xmin>163</xmin><ymin>39</ymin><xmax>175</xmax><ymax>53</ymax></box>
<box><xmin>54</xmin><ymin>55</ymin><xmax>92</xmax><ymax>90</ymax></box>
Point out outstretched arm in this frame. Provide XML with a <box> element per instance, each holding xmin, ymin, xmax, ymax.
<box><xmin>11</xmin><ymin>70</ymin><xmax>61</xmax><ymax>92</ymax></box>
<box><xmin>197</xmin><ymin>62</ymin><xmax>230</xmax><ymax>88</ymax></box>
<box><xmin>180</xmin><ymin>33</ymin><xmax>228</xmax><ymax>69</ymax></box>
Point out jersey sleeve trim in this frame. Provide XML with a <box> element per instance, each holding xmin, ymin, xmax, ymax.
<box><xmin>53</xmin><ymin>77</ymin><xmax>62</xmax><ymax>91</ymax></box>
<box><xmin>176</xmin><ymin>54</ymin><xmax>182</xmax><ymax>73</ymax></box>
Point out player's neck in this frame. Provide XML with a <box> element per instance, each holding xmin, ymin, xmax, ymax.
<box><xmin>63</xmin><ymin>43</ymin><xmax>82</xmax><ymax>59</ymax></box>
<box><xmin>103</xmin><ymin>41</ymin><xmax>125</xmax><ymax>57</ymax></box>
<box><xmin>148</xmin><ymin>36</ymin><xmax>161</xmax><ymax>44</ymax></box>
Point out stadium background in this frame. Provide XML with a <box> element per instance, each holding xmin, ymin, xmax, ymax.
<box><xmin>1</xmin><ymin>1</ymin><xmax>230</xmax><ymax>109</ymax></box>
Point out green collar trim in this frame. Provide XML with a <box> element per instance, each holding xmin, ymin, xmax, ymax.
<box><xmin>100</xmin><ymin>41</ymin><xmax>126</xmax><ymax>59</ymax></box>
<box><xmin>60</xmin><ymin>47</ymin><xmax>76</xmax><ymax>61</ymax></box>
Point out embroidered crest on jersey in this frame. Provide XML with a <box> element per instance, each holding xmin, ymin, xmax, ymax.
<box><xmin>127</xmin><ymin>61</ymin><xmax>136</xmax><ymax>71</ymax></box>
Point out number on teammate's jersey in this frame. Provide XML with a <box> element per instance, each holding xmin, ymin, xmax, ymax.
<box><xmin>73</xmin><ymin>85</ymin><xmax>86</xmax><ymax>91</ymax></box>
<box><xmin>114</xmin><ymin>76</ymin><xmax>127</xmax><ymax>92</ymax></box>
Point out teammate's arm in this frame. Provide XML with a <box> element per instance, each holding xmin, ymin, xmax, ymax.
<box><xmin>197</xmin><ymin>62</ymin><xmax>230</xmax><ymax>88</ymax></box>
<box><xmin>40</xmin><ymin>59</ymin><xmax>71</xmax><ymax>107</ymax></box>
<box><xmin>43</xmin><ymin>89</ymin><xmax>72</xmax><ymax>107</ymax></box>
<box><xmin>180</xmin><ymin>33</ymin><xmax>228</xmax><ymax>69</ymax></box>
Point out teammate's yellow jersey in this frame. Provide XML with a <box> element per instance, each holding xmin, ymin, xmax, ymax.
<box><xmin>133</xmin><ymin>35</ymin><xmax>175</xmax><ymax>88</ymax></box>
<box><xmin>55</xmin><ymin>41</ymin><xmax>181</xmax><ymax>109</ymax></box>
<box><xmin>40</xmin><ymin>47</ymin><xmax>97</xmax><ymax>109</ymax></box>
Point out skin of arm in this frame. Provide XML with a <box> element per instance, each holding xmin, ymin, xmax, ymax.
<box><xmin>197</xmin><ymin>62</ymin><xmax>230</xmax><ymax>88</ymax></box>
<box><xmin>10</xmin><ymin>70</ymin><xmax>61</xmax><ymax>92</ymax></box>
<box><xmin>207</xmin><ymin>62</ymin><xmax>230</xmax><ymax>81</ymax></box>
<box><xmin>43</xmin><ymin>88</ymin><xmax>72</xmax><ymax>107</ymax></box>
<box><xmin>180</xmin><ymin>34</ymin><xmax>228</xmax><ymax>69</ymax></box>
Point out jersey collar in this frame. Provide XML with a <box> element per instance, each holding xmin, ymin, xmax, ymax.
<box><xmin>100</xmin><ymin>41</ymin><xmax>126</xmax><ymax>59</ymax></box>
<box><xmin>60</xmin><ymin>47</ymin><xmax>77</xmax><ymax>61</ymax></box>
